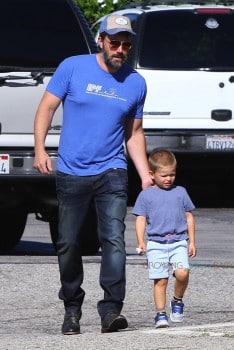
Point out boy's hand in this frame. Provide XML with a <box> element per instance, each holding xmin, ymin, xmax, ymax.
<box><xmin>188</xmin><ymin>243</ymin><xmax>197</xmax><ymax>258</ymax></box>
<box><xmin>136</xmin><ymin>243</ymin><xmax>146</xmax><ymax>255</ymax></box>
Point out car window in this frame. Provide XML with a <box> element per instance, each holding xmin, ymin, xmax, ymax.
<box><xmin>138</xmin><ymin>10</ymin><xmax>234</xmax><ymax>70</ymax></box>
<box><xmin>0</xmin><ymin>0</ymin><xmax>93</xmax><ymax>68</ymax></box>
<box><xmin>122</xmin><ymin>13</ymin><xmax>141</xmax><ymax>28</ymax></box>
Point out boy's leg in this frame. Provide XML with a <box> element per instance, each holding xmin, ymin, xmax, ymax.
<box><xmin>147</xmin><ymin>241</ymin><xmax>170</xmax><ymax>328</ymax></box>
<box><xmin>154</xmin><ymin>278</ymin><xmax>168</xmax><ymax>311</ymax></box>
<box><xmin>173</xmin><ymin>268</ymin><xmax>189</xmax><ymax>300</ymax></box>
<box><xmin>170</xmin><ymin>269</ymin><xmax>189</xmax><ymax>323</ymax></box>
<box><xmin>169</xmin><ymin>240</ymin><xmax>190</xmax><ymax>322</ymax></box>
<box><xmin>153</xmin><ymin>278</ymin><xmax>169</xmax><ymax>328</ymax></box>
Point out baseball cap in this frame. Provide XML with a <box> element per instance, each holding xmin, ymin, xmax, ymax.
<box><xmin>99</xmin><ymin>14</ymin><xmax>136</xmax><ymax>36</ymax></box>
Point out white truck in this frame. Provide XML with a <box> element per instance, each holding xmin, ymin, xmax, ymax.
<box><xmin>92</xmin><ymin>0</ymin><xmax>234</xmax><ymax>203</ymax></box>
<box><xmin>0</xmin><ymin>0</ymin><xmax>99</xmax><ymax>253</ymax></box>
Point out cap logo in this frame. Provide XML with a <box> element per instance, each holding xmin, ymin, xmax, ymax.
<box><xmin>99</xmin><ymin>14</ymin><xmax>136</xmax><ymax>36</ymax></box>
<box><xmin>115</xmin><ymin>17</ymin><xmax>128</xmax><ymax>26</ymax></box>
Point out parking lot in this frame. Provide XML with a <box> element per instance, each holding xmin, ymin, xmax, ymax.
<box><xmin>0</xmin><ymin>207</ymin><xmax>233</xmax><ymax>349</ymax></box>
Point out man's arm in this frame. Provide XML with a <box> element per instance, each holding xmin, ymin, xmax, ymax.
<box><xmin>34</xmin><ymin>91</ymin><xmax>61</xmax><ymax>174</ymax></box>
<box><xmin>125</xmin><ymin>117</ymin><xmax>152</xmax><ymax>189</ymax></box>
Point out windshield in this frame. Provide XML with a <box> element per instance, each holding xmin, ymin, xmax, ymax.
<box><xmin>0</xmin><ymin>0</ymin><xmax>92</xmax><ymax>69</ymax></box>
<box><xmin>138</xmin><ymin>10</ymin><xmax>234</xmax><ymax>70</ymax></box>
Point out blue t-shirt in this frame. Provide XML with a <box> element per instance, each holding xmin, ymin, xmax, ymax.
<box><xmin>46</xmin><ymin>54</ymin><xmax>147</xmax><ymax>175</ymax></box>
<box><xmin>132</xmin><ymin>186</ymin><xmax>195</xmax><ymax>243</ymax></box>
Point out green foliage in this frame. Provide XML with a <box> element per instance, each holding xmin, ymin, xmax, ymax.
<box><xmin>76</xmin><ymin>0</ymin><xmax>227</xmax><ymax>25</ymax></box>
<box><xmin>76</xmin><ymin>0</ymin><xmax>128</xmax><ymax>24</ymax></box>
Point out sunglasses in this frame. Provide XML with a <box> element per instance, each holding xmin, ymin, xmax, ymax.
<box><xmin>107</xmin><ymin>39</ymin><xmax>132</xmax><ymax>50</ymax></box>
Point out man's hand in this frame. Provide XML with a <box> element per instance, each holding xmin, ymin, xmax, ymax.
<box><xmin>34</xmin><ymin>151</ymin><xmax>53</xmax><ymax>175</ymax></box>
<box><xmin>141</xmin><ymin>174</ymin><xmax>153</xmax><ymax>189</ymax></box>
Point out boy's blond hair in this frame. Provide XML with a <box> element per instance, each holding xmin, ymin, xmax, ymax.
<box><xmin>148</xmin><ymin>149</ymin><xmax>177</xmax><ymax>172</ymax></box>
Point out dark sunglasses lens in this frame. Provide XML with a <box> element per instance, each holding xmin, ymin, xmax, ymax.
<box><xmin>109</xmin><ymin>40</ymin><xmax>131</xmax><ymax>49</ymax></box>
<box><xmin>110</xmin><ymin>40</ymin><xmax>121</xmax><ymax>48</ymax></box>
<box><xmin>123</xmin><ymin>42</ymin><xmax>132</xmax><ymax>48</ymax></box>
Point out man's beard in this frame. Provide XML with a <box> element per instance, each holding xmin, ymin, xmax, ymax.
<box><xmin>103</xmin><ymin>50</ymin><xmax>127</xmax><ymax>70</ymax></box>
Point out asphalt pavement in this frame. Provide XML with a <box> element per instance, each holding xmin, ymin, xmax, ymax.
<box><xmin>0</xmin><ymin>208</ymin><xmax>233</xmax><ymax>349</ymax></box>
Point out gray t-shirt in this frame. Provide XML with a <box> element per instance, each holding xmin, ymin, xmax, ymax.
<box><xmin>132</xmin><ymin>186</ymin><xmax>195</xmax><ymax>243</ymax></box>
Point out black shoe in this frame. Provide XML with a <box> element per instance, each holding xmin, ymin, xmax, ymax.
<box><xmin>62</xmin><ymin>311</ymin><xmax>81</xmax><ymax>335</ymax></box>
<box><xmin>101</xmin><ymin>312</ymin><xmax>128</xmax><ymax>333</ymax></box>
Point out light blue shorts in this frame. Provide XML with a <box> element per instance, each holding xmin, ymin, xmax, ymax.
<box><xmin>147</xmin><ymin>240</ymin><xmax>189</xmax><ymax>280</ymax></box>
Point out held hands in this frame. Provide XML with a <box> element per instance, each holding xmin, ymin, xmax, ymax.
<box><xmin>33</xmin><ymin>151</ymin><xmax>53</xmax><ymax>175</ymax></box>
<box><xmin>141</xmin><ymin>173</ymin><xmax>153</xmax><ymax>189</ymax></box>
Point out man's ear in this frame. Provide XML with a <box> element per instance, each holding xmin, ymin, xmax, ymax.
<box><xmin>98</xmin><ymin>35</ymin><xmax>104</xmax><ymax>49</ymax></box>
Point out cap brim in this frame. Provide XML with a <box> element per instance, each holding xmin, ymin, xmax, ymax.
<box><xmin>101</xmin><ymin>28</ymin><xmax>136</xmax><ymax>36</ymax></box>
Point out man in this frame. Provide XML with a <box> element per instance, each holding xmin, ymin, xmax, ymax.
<box><xmin>34</xmin><ymin>14</ymin><xmax>152</xmax><ymax>335</ymax></box>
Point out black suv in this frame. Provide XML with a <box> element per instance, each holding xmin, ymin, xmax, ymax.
<box><xmin>0</xmin><ymin>0</ymin><xmax>99</xmax><ymax>253</ymax></box>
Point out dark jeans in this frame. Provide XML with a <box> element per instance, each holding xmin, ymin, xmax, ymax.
<box><xmin>55</xmin><ymin>168</ymin><xmax>128</xmax><ymax>318</ymax></box>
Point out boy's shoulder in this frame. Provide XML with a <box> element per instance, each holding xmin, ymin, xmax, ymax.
<box><xmin>173</xmin><ymin>185</ymin><xmax>187</xmax><ymax>191</ymax></box>
<box><xmin>139</xmin><ymin>186</ymin><xmax>157</xmax><ymax>194</ymax></box>
<box><xmin>136</xmin><ymin>185</ymin><xmax>187</xmax><ymax>198</ymax></box>
<box><xmin>140</xmin><ymin>185</ymin><xmax>186</xmax><ymax>192</ymax></box>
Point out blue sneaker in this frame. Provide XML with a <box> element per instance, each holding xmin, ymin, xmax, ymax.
<box><xmin>154</xmin><ymin>313</ymin><xmax>169</xmax><ymax>328</ymax></box>
<box><xmin>170</xmin><ymin>301</ymin><xmax>184</xmax><ymax>322</ymax></box>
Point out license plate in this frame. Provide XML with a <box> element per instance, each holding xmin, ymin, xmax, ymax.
<box><xmin>0</xmin><ymin>154</ymin><xmax>10</xmax><ymax>174</ymax></box>
<box><xmin>206</xmin><ymin>135</ymin><xmax>234</xmax><ymax>150</ymax></box>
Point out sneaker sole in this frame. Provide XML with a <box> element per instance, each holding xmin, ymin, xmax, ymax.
<box><xmin>156</xmin><ymin>322</ymin><xmax>169</xmax><ymax>328</ymax></box>
<box><xmin>101</xmin><ymin>316</ymin><xmax>128</xmax><ymax>333</ymax></box>
<box><xmin>170</xmin><ymin>313</ymin><xmax>183</xmax><ymax>323</ymax></box>
<box><xmin>63</xmin><ymin>330</ymin><xmax>81</xmax><ymax>335</ymax></box>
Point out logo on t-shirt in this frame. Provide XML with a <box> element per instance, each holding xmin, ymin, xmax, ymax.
<box><xmin>86</xmin><ymin>83</ymin><xmax>126</xmax><ymax>101</ymax></box>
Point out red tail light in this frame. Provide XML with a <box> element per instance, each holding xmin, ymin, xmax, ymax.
<box><xmin>196</xmin><ymin>8</ymin><xmax>232</xmax><ymax>14</ymax></box>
